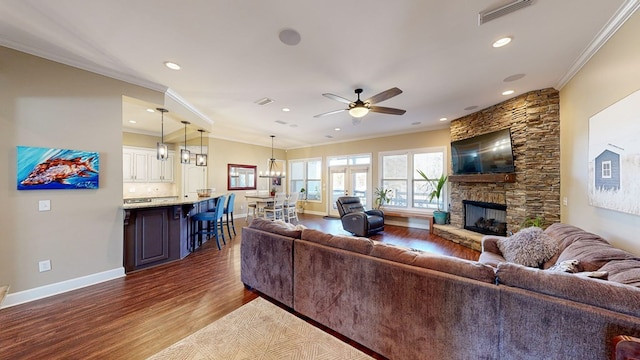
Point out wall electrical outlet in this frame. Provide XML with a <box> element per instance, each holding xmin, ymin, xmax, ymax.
<box><xmin>38</xmin><ymin>260</ymin><xmax>52</xmax><ymax>272</ymax></box>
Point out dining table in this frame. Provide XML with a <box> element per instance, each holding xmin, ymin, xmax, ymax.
<box><xmin>245</xmin><ymin>194</ymin><xmax>274</xmax><ymax>219</ymax></box>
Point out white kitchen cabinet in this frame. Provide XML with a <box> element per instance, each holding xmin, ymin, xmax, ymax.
<box><xmin>149</xmin><ymin>154</ymin><xmax>174</xmax><ymax>182</ymax></box>
<box><xmin>123</xmin><ymin>148</ymin><xmax>149</xmax><ymax>182</ymax></box>
<box><xmin>123</xmin><ymin>147</ymin><xmax>174</xmax><ymax>183</ymax></box>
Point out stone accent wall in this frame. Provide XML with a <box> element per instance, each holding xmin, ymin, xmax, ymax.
<box><xmin>449</xmin><ymin>88</ymin><xmax>560</xmax><ymax>234</ymax></box>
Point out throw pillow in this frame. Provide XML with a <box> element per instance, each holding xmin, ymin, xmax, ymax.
<box><xmin>575</xmin><ymin>271</ymin><xmax>608</xmax><ymax>280</ymax></box>
<box><xmin>600</xmin><ymin>259</ymin><xmax>640</xmax><ymax>287</ymax></box>
<box><xmin>497</xmin><ymin>227</ymin><xmax>559</xmax><ymax>267</ymax></box>
<box><xmin>547</xmin><ymin>259</ymin><xmax>581</xmax><ymax>273</ymax></box>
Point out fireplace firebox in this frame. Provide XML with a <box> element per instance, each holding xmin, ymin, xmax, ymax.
<box><xmin>463</xmin><ymin>200</ymin><xmax>507</xmax><ymax>236</ymax></box>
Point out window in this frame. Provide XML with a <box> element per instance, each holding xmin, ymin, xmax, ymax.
<box><xmin>379</xmin><ymin>147</ymin><xmax>446</xmax><ymax>210</ymax></box>
<box><xmin>602</xmin><ymin>160</ymin><xmax>612</xmax><ymax>178</ymax></box>
<box><xmin>289</xmin><ymin>158</ymin><xmax>322</xmax><ymax>201</ymax></box>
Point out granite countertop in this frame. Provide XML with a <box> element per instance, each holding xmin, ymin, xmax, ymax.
<box><xmin>122</xmin><ymin>195</ymin><xmax>220</xmax><ymax>210</ymax></box>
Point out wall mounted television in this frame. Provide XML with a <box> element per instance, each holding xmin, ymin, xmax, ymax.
<box><xmin>451</xmin><ymin>128</ymin><xmax>515</xmax><ymax>175</ymax></box>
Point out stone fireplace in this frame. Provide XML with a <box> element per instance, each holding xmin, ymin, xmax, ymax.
<box><xmin>463</xmin><ymin>200</ymin><xmax>507</xmax><ymax>236</ymax></box>
<box><xmin>433</xmin><ymin>88</ymin><xmax>561</xmax><ymax>250</ymax></box>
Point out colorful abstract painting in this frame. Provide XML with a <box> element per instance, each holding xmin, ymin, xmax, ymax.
<box><xmin>17</xmin><ymin>146</ymin><xmax>100</xmax><ymax>190</ymax></box>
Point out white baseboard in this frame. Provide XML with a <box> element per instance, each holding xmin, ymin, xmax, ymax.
<box><xmin>1</xmin><ymin>267</ymin><xmax>125</xmax><ymax>309</ymax></box>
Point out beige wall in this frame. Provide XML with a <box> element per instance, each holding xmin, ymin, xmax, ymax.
<box><xmin>0</xmin><ymin>46</ymin><xmax>164</xmax><ymax>294</ymax></box>
<box><xmin>560</xmin><ymin>10</ymin><xmax>640</xmax><ymax>254</ymax></box>
<box><xmin>209</xmin><ymin>137</ymin><xmax>285</xmax><ymax>213</ymax></box>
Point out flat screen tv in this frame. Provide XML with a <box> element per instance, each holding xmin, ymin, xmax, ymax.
<box><xmin>451</xmin><ymin>128</ymin><xmax>515</xmax><ymax>175</ymax></box>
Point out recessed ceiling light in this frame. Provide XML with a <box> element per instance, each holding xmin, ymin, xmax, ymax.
<box><xmin>492</xmin><ymin>37</ymin><xmax>512</xmax><ymax>48</ymax></box>
<box><xmin>128</xmin><ymin>120</ymin><xmax>137</xmax><ymax>124</ymax></box>
<box><xmin>282</xmin><ymin>108</ymin><xmax>290</xmax><ymax>112</ymax></box>
<box><xmin>502</xmin><ymin>90</ymin><xmax>515</xmax><ymax>96</ymax></box>
<box><xmin>334</xmin><ymin>127</ymin><xmax>341</xmax><ymax>131</ymax></box>
<box><xmin>164</xmin><ymin>61</ymin><xmax>181</xmax><ymax>70</ymax></box>
<box><xmin>146</xmin><ymin>108</ymin><xmax>155</xmax><ymax>113</ymax></box>
<box><xmin>439</xmin><ymin>118</ymin><xmax>448</xmax><ymax>122</ymax></box>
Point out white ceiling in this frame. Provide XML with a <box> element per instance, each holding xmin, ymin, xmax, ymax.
<box><xmin>1</xmin><ymin>0</ymin><xmax>636</xmax><ymax>149</ymax></box>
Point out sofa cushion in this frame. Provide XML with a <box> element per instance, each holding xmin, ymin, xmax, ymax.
<box><xmin>497</xmin><ymin>262</ymin><xmax>640</xmax><ymax>317</ymax></box>
<box><xmin>497</xmin><ymin>227</ymin><xmax>558</xmax><ymax>267</ymax></box>
<box><xmin>600</xmin><ymin>260</ymin><xmax>640</xmax><ymax>287</ymax></box>
<box><xmin>541</xmin><ymin>223</ymin><xmax>610</xmax><ymax>268</ymax></box>
<box><xmin>478</xmin><ymin>251</ymin><xmax>505</xmax><ymax>268</ymax></box>
<box><xmin>555</xmin><ymin>239</ymin><xmax>638</xmax><ymax>272</ymax></box>
<box><xmin>368</xmin><ymin>241</ymin><xmax>496</xmax><ymax>283</ymax></box>
<box><xmin>300</xmin><ymin>228</ymin><xmax>374</xmax><ymax>255</ymax></box>
<box><xmin>248</xmin><ymin>218</ymin><xmax>303</xmax><ymax>239</ymax></box>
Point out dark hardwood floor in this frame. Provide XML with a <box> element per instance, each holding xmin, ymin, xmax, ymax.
<box><xmin>0</xmin><ymin>214</ymin><xmax>479</xmax><ymax>360</ymax></box>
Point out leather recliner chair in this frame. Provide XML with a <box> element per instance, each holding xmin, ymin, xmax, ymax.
<box><xmin>336</xmin><ymin>196</ymin><xmax>384</xmax><ymax>237</ymax></box>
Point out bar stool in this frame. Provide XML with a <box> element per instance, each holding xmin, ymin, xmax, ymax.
<box><xmin>191</xmin><ymin>195</ymin><xmax>226</xmax><ymax>250</ymax></box>
<box><xmin>222</xmin><ymin>193</ymin><xmax>236</xmax><ymax>238</ymax></box>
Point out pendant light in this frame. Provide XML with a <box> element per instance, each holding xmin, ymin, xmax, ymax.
<box><xmin>196</xmin><ymin>129</ymin><xmax>207</xmax><ymax>166</ymax></box>
<box><xmin>259</xmin><ymin>135</ymin><xmax>285</xmax><ymax>179</ymax></box>
<box><xmin>156</xmin><ymin>108</ymin><xmax>169</xmax><ymax>161</ymax></box>
<box><xmin>180</xmin><ymin>121</ymin><xmax>191</xmax><ymax>164</ymax></box>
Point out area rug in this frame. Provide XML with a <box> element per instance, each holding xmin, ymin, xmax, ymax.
<box><xmin>147</xmin><ymin>297</ymin><xmax>373</xmax><ymax>360</ymax></box>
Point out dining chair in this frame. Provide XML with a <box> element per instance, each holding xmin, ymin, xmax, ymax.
<box><xmin>263</xmin><ymin>193</ymin><xmax>286</xmax><ymax>221</ymax></box>
<box><xmin>284</xmin><ymin>192</ymin><xmax>299</xmax><ymax>223</ymax></box>
<box><xmin>245</xmin><ymin>190</ymin><xmax>258</xmax><ymax>223</ymax></box>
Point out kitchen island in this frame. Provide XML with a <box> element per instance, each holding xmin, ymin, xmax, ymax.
<box><xmin>123</xmin><ymin>195</ymin><xmax>220</xmax><ymax>273</ymax></box>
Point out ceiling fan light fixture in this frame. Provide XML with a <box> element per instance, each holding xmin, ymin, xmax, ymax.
<box><xmin>349</xmin><ymin>106</ymin><xmax>369</xmax><ymax>118</ymax></box>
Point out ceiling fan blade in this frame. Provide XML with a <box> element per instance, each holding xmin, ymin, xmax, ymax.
<box><xmin>364</xmin><ymin>87</ymin><xmax>403</xmax><ymax>105</ymax></box>
<box><xmin>313</xmin><ymin>108</ymin><xmax>347</xmax><ymax>118</ymax></box>
<box><xmin>322</xmin><ymin>93</ymin><xmax>353</xmax><ymax>104</ymax></box>
<box><xmin>370</xmin><ymin>106</ymin><xmax>406</xmax><ymax>115</ymax></box>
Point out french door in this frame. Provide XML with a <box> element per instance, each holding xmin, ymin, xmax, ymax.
<box><xmin>328</xmin><ymin>165</ymin><xmax>370</xmax><ymax>217</ymax></box>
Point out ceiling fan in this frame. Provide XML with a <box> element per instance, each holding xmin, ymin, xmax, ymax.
<box><xmin>314</xmin><ymin>87</ymin><xmax>406</xmax><ymax>118</ymax></box>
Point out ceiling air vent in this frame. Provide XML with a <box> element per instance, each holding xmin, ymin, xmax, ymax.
<box><xmin>254</xmin><ymin>97</ymin><xmax>275</xmax><ymax>106</ymax></box>
<box><xmin>478</xmin><ymin>0</ymin><xmax>533</xmax><ymax>25</ymax></box>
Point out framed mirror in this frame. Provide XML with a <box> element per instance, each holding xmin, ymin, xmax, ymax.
<box><xmin>228</xmin><ymin>164</ymin><xmax>257</xmax><ymax>190</ymax></box>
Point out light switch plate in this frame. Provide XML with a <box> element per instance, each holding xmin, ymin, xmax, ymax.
<box><xmin>39</xmin><ymin>200</ymin><xmax>51</xmax><ymax>211</ymax></box>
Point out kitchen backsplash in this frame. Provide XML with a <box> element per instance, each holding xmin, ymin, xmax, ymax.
<box><xmin>123</xmin><ymin>182</ymin><xmax>177</xmax><ymax>199</ymax></box>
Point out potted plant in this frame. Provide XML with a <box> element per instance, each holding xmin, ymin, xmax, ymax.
<box><xmin>521</xmin><ymin>215</ymin><xmax>544</xmax><ymax>228</ymax></box>
<box><xmin>298</xmin><ymin>188</ymin><xmax>306</xmax><ymax>213</ymax></box>
<box><xmin>374</xmin><ymin>187</ymin><xmax>392</xmax><ymax>209</ymax></box>
<box><xmin>417</xmin><ymin>169</ymin><xmax>448</xmax><ymax>224</ymax></box>
<box><xmin>270</xmin><ymin>187</ymin><xmax>276</xmax><ymax>196</ymax></box>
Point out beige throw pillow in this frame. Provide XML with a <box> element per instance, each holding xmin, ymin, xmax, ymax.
<box><xmin>497</xmin><ymin>227</ymin><xmax>559</xmax><ymax>268</ymax></box>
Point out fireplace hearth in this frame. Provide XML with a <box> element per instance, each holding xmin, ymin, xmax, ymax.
<box><xmin>463</xmin><ymin>200</ymin><xmax>507</xmax><ymax>236</ymax></box>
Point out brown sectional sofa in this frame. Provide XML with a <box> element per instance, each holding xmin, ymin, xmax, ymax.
<box><xmin>241</xmin><ymin>219</ymin><xmax>640</xmax><ymax>359</ymax></box>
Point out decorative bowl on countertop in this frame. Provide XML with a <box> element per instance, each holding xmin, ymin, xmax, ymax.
<box><xmin>196</xmin><ymin>188</ymin><xmax>213</xmax><ymax>198</ymax></box>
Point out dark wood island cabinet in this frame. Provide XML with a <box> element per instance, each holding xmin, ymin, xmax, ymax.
<box><xmin>122</xmin><ymin>196</ymin><xmax>219</xmax><ymax>273</ymax></box>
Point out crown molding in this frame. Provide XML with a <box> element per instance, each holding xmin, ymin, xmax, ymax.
<box><xmin>556</xmin><ymin>0</ymin><xmax>640</xmax><ymax>89</ymax></box>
